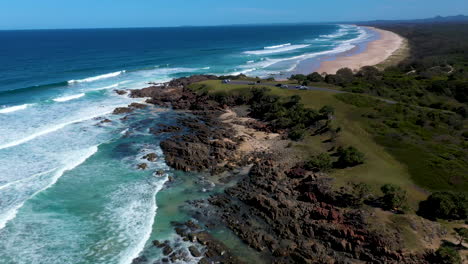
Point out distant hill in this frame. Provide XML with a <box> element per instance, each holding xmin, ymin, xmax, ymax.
<box><xmin>360</xmin><ymin>15</ymin><xmax>468</xmax><ymax>25</ymax></box>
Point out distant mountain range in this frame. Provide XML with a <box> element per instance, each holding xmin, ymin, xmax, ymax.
<box><xmin>360</xmin><ymin>15</ymin><xmax>468</xmax><ymax>24</ymax></box>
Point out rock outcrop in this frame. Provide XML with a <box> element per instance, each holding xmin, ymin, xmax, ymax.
<box><xmin>129</xmin><ymin>75</ymin><xmax>430</xmax><ymax>264</ymax></box>
<box><xmin>209</xmin><ymin>159</ymin><xmax>429</xmax><ymax>264</ymax></box>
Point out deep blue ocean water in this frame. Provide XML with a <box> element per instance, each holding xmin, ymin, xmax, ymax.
<box><xmin>0</xmin><ymin>24</ymin><xmax>374</xmax><ymax>264</ymax></box>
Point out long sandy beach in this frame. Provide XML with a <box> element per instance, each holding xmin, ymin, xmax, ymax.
<box><xmin>316</xmin><ymin>27</ymin><xmax>405</xmax><ymax>74</ymax></box>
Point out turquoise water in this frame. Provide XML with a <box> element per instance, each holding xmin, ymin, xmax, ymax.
<box><xmin>0</xmin><ymin>24</ymin><xmax>376</xmax><ymax>263</ymax></box>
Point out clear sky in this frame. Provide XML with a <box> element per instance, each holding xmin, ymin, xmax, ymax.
<box><xmin>1</xmin><ymin>0</ymin><xmax>467</xmax><ymax>30</ymax></box>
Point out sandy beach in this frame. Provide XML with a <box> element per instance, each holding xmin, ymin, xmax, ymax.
<box><xmin>316</xmin><ymin>27</ymin><xmax>405</xmax><ymax>74</ymax></box>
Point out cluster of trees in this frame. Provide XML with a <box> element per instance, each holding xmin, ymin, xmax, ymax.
<box><xmin>380</xmin><ymin>184</ymin><xmax>408</xmax><ymax>211</ymax></box>
<box><xmin>290</xmin><ymin>72</ymin><xmax>324</xmax><ymax>85</ymax></box>
<box><xmin>429</xmin><ymin>245</ymin><xmax>463</xmax><ymax>264</ymax></box>
<box><xmin>248</xmin><ymin>88</ymin><xmax>333</xmax><ymax>140</ymax></box>
<box><xmin>293</xmin><ymin>23</ymin><xmax>468</xmax><ymax>115</ymax></box>
<box><xmin>418</xmin><ymin>191</ymin><xmax>467</xmax><ymax>220</ymax></box>
<box><xmin>203</xmin><ymin>87</ymin><xmax>336</xmax><ymax>140</ymax></box>
<box><xmin>305</xmin><ymin>146</ymin><xmax>365</xmax><ymax>172</ymax></box>
<box><xmin>376</xmin><ymin>185</ymin><xmax>468</xmax><ymax>218</ymax></box>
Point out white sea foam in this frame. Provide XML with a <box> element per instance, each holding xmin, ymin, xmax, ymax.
<box><xmin>319</xmin><ymin>25</ymin><xmax>352</xmax><ymax>39</ymax></box>
<box><xmin>233</xmin><ymin>40</ymin><xmax>358</xmax><ymax>76</ymax></box>
<box><xmin>234</xmin><ymin>25</ymin><xmax>370</xmax><ymax>75</ymax></box>
<box><xmin>53</xmin><ymin>93</ymin><xmax>85</xmax><ymax>102</ymax></box>
<box><xmin>68</xmin><ymin>71</ymin><xmax>125</xmax><ymax>84</ymax></box>
<box><xmin>0</xmin><ymin>146</ymin><xmax>98</xmax><ymax>231</ymax></box>
<box><xmin>0</xmin><ymin>168</ymin><xmax>57</xmax><ymax>191</ymax></box>
<box><xmin>0</xmin><ymin>110</ymin><xmax>113</xmax><ymax>150</ymax></box>
<box><xmin>102</xmin><ymin>83</ymin><xmax>120</xmax><ymax>89</ymax></box>
<box><xmin>0</xmin><ymin>104</ymin><xmax>32</xmax><ymax>114</ymax></box>
<box><xmin>340</xmin><ymin>26</ymin><xmax>369</xmax><ymax>44</ymax></box>
<box><xmin>86</xmin><ymin>83</ymin><xmax>120</xmax><ymax>92</ymax></box>
<box><xmin>244</xmin><ymin>44</ymin><xmax>310</xmax><ymax>55</ymax></box>
<box><xmin>201</xmin><ymin>67</ymin><xmax>210</xmax><ymax>70</ymax></box>
<box><xmin>118</xmin><ymin>176</ymin><xmax>168</xmax><ymax>264</ymax></box>
<box><xmin>264</xmin><ymin>43</ymin><xmax>291</xmax><ymax>49</ymax></box>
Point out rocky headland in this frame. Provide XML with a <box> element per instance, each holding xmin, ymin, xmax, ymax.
<box><xmin>120</xmin><ymin>75</ymin><xmax>435</xmax><ymax>263</ymax></box>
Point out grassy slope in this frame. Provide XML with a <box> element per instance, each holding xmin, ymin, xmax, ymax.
<box><xmin>189</xmin><ymin>79</ymin><xmax>468</xmax><ymax>251</ymax></box>
<box><xmin>190</xmin><ymin>80</ymin><xmax>428</xmax><ymax>205</ymax></box>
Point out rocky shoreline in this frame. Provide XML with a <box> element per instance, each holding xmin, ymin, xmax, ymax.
<box><xmin>118</xmin><ymin>75</ymin><xmax>432</xmax><ymax>263</ymax></box>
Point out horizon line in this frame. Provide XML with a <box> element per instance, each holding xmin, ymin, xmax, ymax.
<box><xmin>0</xmin><ymin>14</ymin><xmax>466</xmax><ymax>31</ymax></box>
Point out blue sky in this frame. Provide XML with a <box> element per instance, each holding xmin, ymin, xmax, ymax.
<box><xmin>1</xmin><ymin>0</ymin><xmax>467</xmax><ymax>29</ymax></box>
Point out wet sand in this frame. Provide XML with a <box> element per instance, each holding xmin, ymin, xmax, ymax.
<box><xmin>315</xmin><ymin>27</ymin><xmax>404</xmax><ymax>74</ymax></box>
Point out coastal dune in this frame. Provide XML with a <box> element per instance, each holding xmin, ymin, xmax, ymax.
<box><xmin>316</xmin><ymin>27</ymin><xmax>405</xmax><ymax>74</ymax></box>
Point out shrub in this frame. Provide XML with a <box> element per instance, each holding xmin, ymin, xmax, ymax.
<box><xmin>289</xmin><ymin>74</ymin><xmax>307</xmax><ymax>83</ymax></box>
<box><xmin>462</xmin><ymin>131</ymin><xmax>468</xmax><ymax>139</ymax></box>
<box><xmin>380</xmin><ymin>184</ymin><xmax>407</xmax><ymax>210</ymax></box>
<box><xmin>454</xmin><ymin>227</ymin><xmax>468</xmax><ymax>246</ymax></box>
<box><xmin>350</xmin><ymin>182</ymin><xmax>371</xmax><ymax>206</ymax></box>
<box><xmin>305</xmin><ymin>153</ymin><xmax>332</xmax><ymax>172</ymax></box>
<box><xmin>418</xmin><ymin>191</ymin><xmax>468</xmax><ymax>220</ymax></box>
<box><xmin>335</xmin><ymin>146</ymin><xmax>365</xmax><ymax>168</ymax></box>
<box><xmin>319</xmin><ymin>105</ymin><xmax>335</xmax><ymax>119</ymax></box>
<box><xmin>356</xmin><ymin>66</ymin><xmax>380</xmax><ymax>80</ymax></box>
<box><xmin>432</xmin><ymin>246</ymin><xmax>462</xmax><ymax>264</ymax></box>
<box><xmin>306</xmin><ymin>72</ymin><xmax>324</xmax><ymax>82</ymax></box>
<box><xmin>288</xmin><ymin>124</ymin><xmax>307</xmax><ymax>141</ymax></box>
<box><xmin>336</xmin><ymin>67</ymin><xmax>354</xmax><ymax>84</ymax></box>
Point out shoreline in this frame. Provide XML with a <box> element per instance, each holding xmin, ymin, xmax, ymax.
<box><xmin>311</xmin><ymin>26</ymin><xmax>406</xmax><ymax>74</ymax></box>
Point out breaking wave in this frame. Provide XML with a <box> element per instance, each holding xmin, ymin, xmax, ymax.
<box><xmin>244</xmin><ymin>44</ymin><xmax>310</xmax><ymax>55</ymax></box>
<box><xmin>0</xmin><ymin>104</ymin><xmax>32</xmax><ymax>114</ymax></box>
<box><xmin>53</xmin><ymin>93</ymin><xmax>85</xmax><ymax>102</ymax></box>
<box><xmin>0</xmin><ymin>146</ymin><xmax>98</xmax><ymax>231</ymax></box>
<box><xmin>264</xmin><ymin>43</ymin><xmax>291</xmax><ymax>49</ymax></box>
<box><xmin>68</xmin><ymin>71</ymin><xmax>125</xmax><ymax>84</ymax></box>
<box><xmin>0</xmin><ymin>110</ymin><xmax>113</xmax><ymax>150</ymax></box>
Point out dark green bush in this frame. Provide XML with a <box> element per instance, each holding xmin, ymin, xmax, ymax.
<box><xmin>288</xmin><ymin>124</ymin><xmax>306</xmax><ymax>141</ymax></box>
<box><xmin>335</xmin><ymin>146</ymin><xmax>365</xmax><ymax>168</ymax></box>
<box><xmin>380</xmin><ymin>184</ymin><xmax>408</xmax><ymax>210</ymax></box>
<box><xmin>305</xmin><ymin>153</ymin><xmax>332</xmax><ymax>172</ymax></box>
<box><xmin>306</xmin><ymin>72</ymin><xmax>324</xmax><ymax>82</ymax></box>
<box><xmin>418</xmin><ymin>191</ymin><xmax>467</xmax><ymax>220</ymax></box>
<box><xmin>432</xmin><ymin>246</ymin><xmax>462</xmax><ymax>264</ymax></box>
<box><xmin>350</xmin><ymin>182</ymin><xmax>371</xmax><ymax>207</ymax></box>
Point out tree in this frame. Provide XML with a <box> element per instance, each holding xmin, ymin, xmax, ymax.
<box><xmin>356</xmin><ymin>66</ymin><xmax>380</xmax><ymax>80</ymax></box>
<box><xmin>324</xmin><ymin>74</ymin><xmax>339</xmax><ymax>84</ymax></box>
<box><xmin>289</xmin><ymin>74</ymin><xmax>307</xmax><ymax>83</ymax></box>
<box><xmin>380</xmin><ymin>184</ymin><xmax>407</xmax><ymax>210</ymax></box>
<box><xmin>418</xmin><ymin>191</ymin><xmax>467</xmax><ymax>220</ymax></box>
<box><xmin>288</xmin><ymin>124</ymin><xmax>306</xmax><ymax>141</ymax></box>
<box><xmin>336</xmin><ymin>68</ymin><xmax>354</xmax><ymax>84</ymax></box>
<box><xmin>433</xmin><ymin>246</ymin><xmax>462</xmax><ymax>264</ymax></box>
<box><xmin>350</xmin><ymin>182</ymin><xmax>371</xmax><ymax>206</ymax></box>
<box><xmin>305</xmin><ymin>153</ymin><xmax>332</xmax><ymax>172</ymax></box>
<box><xmin>454</xmin><ymin>228</ymin><xmax>468</xmax><ymax>246</ymax></box>
<box><xmin>335</xmin><ymin>146</ymin><xmax>365</xmax><ymax>168</ymax></box>
<box><xmin>319</xmin><ymin>105</ymin><xmax>335</xmax><ymax>119</ymax></box>
<box><xmin>307</xmin><ymin>72</ymin><xmax>324</xmax><ymax>82</ymax></box>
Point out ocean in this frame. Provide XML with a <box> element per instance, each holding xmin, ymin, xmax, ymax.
<box><xmin>0</xmin><ymin>24</ymin><xmax>375</xmax><ymax>263</ymax></box>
